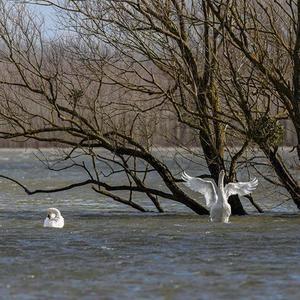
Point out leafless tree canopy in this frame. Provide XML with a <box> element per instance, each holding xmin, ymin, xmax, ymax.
<box><xmin>0</xmin><ymin>0</ymin><xmax>299</xmax><ymax>214</ymax></box>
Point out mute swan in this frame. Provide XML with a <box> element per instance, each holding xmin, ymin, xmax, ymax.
<box><xmin>182</xmin><ymin>170</ymin><xmax>258</xmax><ymax>223</ymax></box>
<box><xmin>43</xmin><ymin>208</ymin><xmax>64</xmax><ymax>228</ymax></box>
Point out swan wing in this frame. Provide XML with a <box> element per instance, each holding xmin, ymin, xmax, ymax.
<box><xmin>181</xmin><ymin>171</ymin><xmax>217</xmax><ymax>208</ymax></box>
<box><xmin>225</xmin><ymin>178</ymin><xmax>258</xmax><ymax>198</ymax></box>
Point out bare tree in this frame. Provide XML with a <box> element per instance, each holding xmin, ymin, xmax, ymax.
<box><xmin>206</xmin><ymin>0</ymin><xmax>300</xmax><ymax>208</ymax></box>
<box><xmin>0</xmin><ymin>2</ymin><xmax>210</xmax><ymax>215</ymax></box>
<box><xmin>26</xmin><ymin>0</ymin><xmax>257</xmax><ymax>214</ymax></box>
<box><xmin>4</xmin><ymin>0</ymin><xmax>289</xmax><ymax>214</ymax></box>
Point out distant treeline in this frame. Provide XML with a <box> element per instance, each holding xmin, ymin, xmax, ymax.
<box><xmin>0</xmin><ymin>118</ymin><xmax>296</xmax><ymax>148</ymax></box>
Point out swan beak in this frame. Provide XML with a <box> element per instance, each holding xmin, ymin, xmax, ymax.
<box><xmin>48</xmin><ymin>213</ymin><xmax>56</xmax><ymax>219</ymax></box>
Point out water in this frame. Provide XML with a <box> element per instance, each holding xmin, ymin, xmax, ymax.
<box><xmin>0</xmin><ymin>149</ymin><xmax>300</xmax><ymax>299</ymax></box>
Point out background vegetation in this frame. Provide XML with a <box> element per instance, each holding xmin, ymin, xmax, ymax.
<box><xmin>0</xmin><ymin>0</ymin><xmax>299</xmax><ymax>214</ymax></box>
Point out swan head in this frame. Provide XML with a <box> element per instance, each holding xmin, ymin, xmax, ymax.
<box><xmin>47</xmin><ymin>208</ymin><xmax>61</xmax><ymax>219</ymax></box>
<box><xmin>44</xmin><ymin>207</ymin><xmax>64</xmax><ymax>228</ymax></box>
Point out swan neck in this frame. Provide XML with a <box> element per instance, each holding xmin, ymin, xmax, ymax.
<box><xmin>218</xmin><ymin>171</ymin><xmax>225</xmax><ymax>192</ymax></box>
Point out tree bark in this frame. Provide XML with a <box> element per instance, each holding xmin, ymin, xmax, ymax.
<box><xmin>260</xmin><ymin>144</ymin><xmax>300</xmax><ymax>209</ymax></box>
<box><xmin>199</xmin><ymin>129</ymin><xmax>247</xmax><ymax>215</ymax></box>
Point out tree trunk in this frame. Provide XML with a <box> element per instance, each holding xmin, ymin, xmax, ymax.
<box><xmin>292</xmin><ymin>0</ymin><xmax>300</xmax><ymax>162</ymax></box>
<box><xmin>295</xmin><ymin>120</ymin><xmax>300</xmax><ymax>162</ymax></box>
<box><xmin>261</xmin><ymin>144</ymin><xmax>300</xmax><ymax>209</ymax></box>
<box><xmin>115</xmin><ymin>148</ymin><xmax>210</xmax><ymax>215</ymax></box>
<box><xmin>199</xmin><ymin>130</ymin><xmax>247</xmax><ymax>215</ymax></box>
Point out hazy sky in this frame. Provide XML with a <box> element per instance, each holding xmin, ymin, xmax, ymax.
<box><xmin>30</xmin><ymin>3</ymin><xmax>59</xmax><ymax>38</ymax></box>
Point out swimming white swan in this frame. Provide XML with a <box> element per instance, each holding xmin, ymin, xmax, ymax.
<box><xmin>182</xmin><ymin>170</ymin><xmax>258</xmax><ymax>223</ymax></box>
<box><xmin>43</xmin><ymin>208</ymin><xmax>64</xmax><ymax>228</ymax></box>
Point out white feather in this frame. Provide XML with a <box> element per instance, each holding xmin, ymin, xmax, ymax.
<box><xmin>43</xmin><ymin>208</ymin><xmax>64</xmax><ymax>228</ymax></box>
<box><xmin>181</xmin><ymin>171</ymin><xmax>217</xmax><ymax>208</ymax></box>
<box><xmin>182</xmin><ymin>171</ymin><xmax>258</xmax><ymax>223</ymax></box>
<box><xmin>225</xmin><ymin>178</ymin><xmax>258</xmax><ymax>198</ymax></box>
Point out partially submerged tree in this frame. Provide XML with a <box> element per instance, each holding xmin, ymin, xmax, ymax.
<box><xmin>3</xmin><ymin>0</ymin><xmax>296</xmax><ymax>214</ymax></box>
<box><xmin>0</xmin><ymin>2</ymin><xmax>209</xmax><ymax>214</ymax></box>
<box><xmin>207</xmin><ymin>0</ymin><xmax>300</xmax><ymax>208</ymax></box>
<box><xmin>25</xmin><ymin>0</ymin><xmax>252</xmax><ymax>214</ymax></box>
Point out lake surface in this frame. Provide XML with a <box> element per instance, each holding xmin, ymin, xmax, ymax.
<box><xmin>0</xmin><ymin>149</ymin><xmax>300</xmax><ymax>299</ymax></box>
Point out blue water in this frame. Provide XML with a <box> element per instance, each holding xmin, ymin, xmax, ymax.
<box><xmin>0</xmin><ymin>149</ymin><xmax>299</xmax><ymax>299</ymax></box>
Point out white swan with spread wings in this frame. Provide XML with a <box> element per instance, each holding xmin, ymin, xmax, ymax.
<box><xmin>182</xmin><ymin>170</ymin><xmax>258</xmax><ymax>223</ymax></box>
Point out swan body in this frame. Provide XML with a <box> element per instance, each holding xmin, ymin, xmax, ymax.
<box><xmin>182</xmin><ymin>170</ymin><xmax>258</xmax><ymax>223</ymax></box>
<box><xmin>43</xmin><ymin>208</ymin><xmax>64</xmax><ymax>228</ymax></box>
